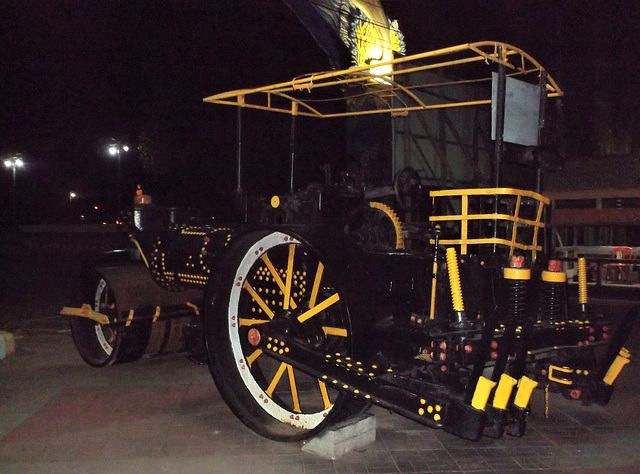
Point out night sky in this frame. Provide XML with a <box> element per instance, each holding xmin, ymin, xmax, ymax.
<box><xmin>1</xmin><ymin>0</ymin><xmax>637</xmax><ymax>225</ymax></box>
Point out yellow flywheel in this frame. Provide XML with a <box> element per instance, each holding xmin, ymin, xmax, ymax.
<box><xmin>369</xmin><ymin>202</ymin><xmax>405</xmax><ymax>250</ymax></box>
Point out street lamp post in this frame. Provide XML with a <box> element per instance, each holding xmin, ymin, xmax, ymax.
<box><xmin>108</xmin><ymin>143</ymin><xmax>129</xmax><ymax>211</ymax></box>
<box><xmin>4</xmin><ymin>155</ymin><xmax>25</xmax><ymax>233</ymax></box>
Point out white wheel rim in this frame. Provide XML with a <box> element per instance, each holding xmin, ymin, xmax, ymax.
<box><xmin>94</xmin><ymin>278</ymin><xmax>114</xmax><ymax>356</ymax></box>
<box><xmin>229</xmin><ymin>232</ymin><xmax>332</xmax><ymax>430</ymax></box>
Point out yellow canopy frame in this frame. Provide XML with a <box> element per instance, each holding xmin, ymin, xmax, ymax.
<box><xmin>203</xmin><ymin>41</ymin><xmax>562</xmax><ymax>119</ymax></box>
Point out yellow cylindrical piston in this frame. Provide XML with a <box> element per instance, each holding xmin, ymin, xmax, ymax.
<box><xmin>446</xmin><ymin>247</ymin><xmax>464</xmax><ymax>312</ymax></box>
<box><xmin>603</xmin><ymin>348</ymin><xmax>631</xmax><ymax>386</ymax></box>
<box><xmin>578</xmin><ymin>257</ymin><xmax>588</xmax><ymax>305</ymax></box>
<box><xmin>514</xmin><ymin>376</ymin><xmax>538</xmax><ymax>409</ymax></box>
<box><xmin>471</xmin><ymin>376</ymin><xmax>497</xmax><ymax>411</ymax></box>
<box><xmin>493</xmin><ymin>373</ymin><xmax>518</xmax><ymax>410</ymax></box>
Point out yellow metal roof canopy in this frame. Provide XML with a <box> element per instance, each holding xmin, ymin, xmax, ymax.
<box><xmin>203</xmin><ymin>41</ymin><xmax>563</xmax><ymax>119</ymax></box>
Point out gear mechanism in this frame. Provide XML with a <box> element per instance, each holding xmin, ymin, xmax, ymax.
<box><xmin>367</xmin><ymin>201</ymin><xmax>405</xmax><ymax>251</ymax></box>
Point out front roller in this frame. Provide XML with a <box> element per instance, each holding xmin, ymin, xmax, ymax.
<box><xmin>69</xmin><ymin>271</ymin><xmax>124</xmax><ymax>367</ymax></box>
<box><xmin>203</xmin><ymin>230</ymin><xmax>366</xmax><ymax>441</ymax></box>
<box><xmin>66</xmin><ymin>265</ymin><xmax>203</xmax><ymax>367</ymax></box>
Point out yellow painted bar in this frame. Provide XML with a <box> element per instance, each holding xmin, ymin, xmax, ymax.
<box><xmin>435</xmin><ymin>237</ymin><xmax>543</xmax><ymax>252</ymax></box>
<box><xmin>309</xmin><ymin>262</ymin><xmax>324</xmax><ymax>308</ymax></box>
<box><xmin>532</xmin><ymin>200</ymin><xmax>546</xmax><ymax>262</ymax></box>
<box><xmin>509</xmin><ymin>195</ymin><xmax>522</xmax><ymax>259</ymax></box>
<box><xmin>322</xmin><ymin>326</ymin><xmax>348</xmax><ymax>337</ymax></box>
<box><xmin>603</xmin><ymin>348</ymin><xmax>631</xmax><ymax>386</ymax></box>
<box><xmin>239</xmin><ymin>318</ymin><xmax>270</xmax><ymax>326</ymax></box>
<box><xmin>514</xmin><ymin>376</ymin><xmax>538</xmax><ymax>408</ymax></box>
<box><xmin>548</xmin><ymin>365</ymin><xmax>573</xmax><ymax>385</ymax></box>
<box><xmin>261</xmin><ymin>254</ymin><xmax>297</xmax><ymax>310</ymax></box>
<box><xmin>283</xmin><ymin>244</ymin><xmax>295</xmax><ymax>311</ymax></box>
<box><xmin>429</xmin><ymin>260</ymin><xmax>438</xmax><ymax>320</ymax></box>
<box><xmin>265</xmin><ymin>362</ymin><xmax>288</xmax><ymax>397</ymax></box>
<box><xmin>429</xmin><ymin>187</ymin><xmax>550</xmax><ymax>204</ymax></box>
<box><xmin>460</xmin><ymin>195</ymin><xmax>468</xmax><ymax>254</ymax></box>
<box><xmin>429</xmin><ymin>213</ymin><xmax>545</xmax><ymax>228</ymax></box>
<box><xmin>212</xmin><ymin>98</ymin><xmax>498</xmax><ymax>120</ymax></box>
<box><xmin>246</xmin><ymin>349</ymin><xmax>262</xmax><ymax>368</ymax></box>
<box><xmin>493</xmin><ymin>374</ymin><xmax>518</xmax><ymax>410</ymax></box>
<box><xmin>298</xmin><ymin>293</ymin><xmax>340</xmax><ymax>323</ymax></box>
<box><xmin>471</xmin><ymin>376</ymin><xmax>497</xmax><ymax>411</ymax></box>
<box><xmin>318</xmin><ymin>380</ymin><xmax>332</xmax><ymax>409</ymax></box>
<box><xmin>60</xmin><ymin>304</ymin><xmax>109</xmax><ymax>325</ymax></box>
<box><xmin>243</xmin><ymin>282</ymin><xmax>275</xmax><ymax>319</ymax></box>
<box><xmin>125</xmin><ymin>309</ymin><xmax>134</xmax><ymax>327</ymax></box>
<box><xmin>129</xmin><ymin>237</ymin><xmax>150</xmax><ymax>267</ymax></box>
<box><xmin>287</xmin><ymin>365</ymin><xmax>302</xmax><ymax>413</ymax></box>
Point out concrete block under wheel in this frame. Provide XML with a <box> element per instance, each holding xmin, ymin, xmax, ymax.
<box><xmin>302</xmin><ymin>412</ymin><xmax>376</xmax><ymax>459</ymax></box>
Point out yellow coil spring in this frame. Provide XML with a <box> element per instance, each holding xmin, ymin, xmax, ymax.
<box><xmin>578</xmin><ymin>257</ymin><xmax>588</xmax><ymax>305</ymax></box>
<box><xmin>446</xmin><ymin>247</ymin><xmax>464</xmax><ymax>312</ymax></box>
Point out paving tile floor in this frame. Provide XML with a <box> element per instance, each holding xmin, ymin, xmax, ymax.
<box><xmin>0</xmin><ymin>319</ymin><xmax>638</xmax><ymax>473</ymax></box>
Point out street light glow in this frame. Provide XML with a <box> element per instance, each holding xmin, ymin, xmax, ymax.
<box><xmin>4</xmin><ymin>156</ymin><xmax>24</xmax><ymax>168</ymax></box>
<box><xmin>4</xmin><ymin>154</ymin><xmax>25</xmax><ymax>232</ymax></box>
<box><xmin>108</xmin><ymin>143</ymin><xmax>129</xmax><ymax>156</ymax></box>
<box><xmin>106</xmin><ymin>142</ymin><xmax>130</xmax><ymax>210</ymax></box>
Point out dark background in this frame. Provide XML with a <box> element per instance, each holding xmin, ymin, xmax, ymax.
<box><xmin>1</xmin><ymin>0</ymin><xmax>638</xmax><ymax>226</ymax></box>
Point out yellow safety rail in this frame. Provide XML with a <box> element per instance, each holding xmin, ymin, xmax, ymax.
<box><xmin>429</xmin><ymin>188</ymin><xmax>550</xmax><ymax>259</ymax></box>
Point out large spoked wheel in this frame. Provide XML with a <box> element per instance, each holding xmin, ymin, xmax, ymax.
<box><xmin>70</xmin><ymin>276</ymin><xmax>122</xmax><ymax>367</ymax></box>
<box><xmin>204</xmin><ymin>231</ymin><xmax>363</xmax><ymax>441</ymax></box>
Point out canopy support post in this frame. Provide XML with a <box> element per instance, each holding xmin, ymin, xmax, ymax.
<box><xmin>289</xmin><ymin>102</ymin><xmax>298</xmax><ymax>194</ymax></box>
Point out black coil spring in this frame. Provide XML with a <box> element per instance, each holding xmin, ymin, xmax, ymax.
<box><xmin>537</xmin><ymin>281</ymin><xmax>567</xmax><ymax>321</ymax></box>
<box><xmin>507</xmin><ymin>279</ymin><xmax>528</xmax><ymax>323</ymax></box>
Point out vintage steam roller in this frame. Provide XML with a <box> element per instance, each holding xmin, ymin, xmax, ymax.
<box><xmin>62</xmin><ymin>42</ymin><xmax>637</xmax><ymax>443</ymax></box>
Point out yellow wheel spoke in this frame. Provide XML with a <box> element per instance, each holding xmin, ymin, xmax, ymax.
<box><xmin>243</xmin><ymin>240</ymin><xmax>349</xmax><ymax>420</ymax></box>
<box><xmin>243</xmin><ymin>282</ymin><xmax>274</xmax><ymax>319</ymax></box>
<box><xmin>322</xmin><ymin>326</ymin><xmax>348</xmax><ymax>337</ymax></box>
<box><xmin>309</xmin><ymin>262</ymin><xmax>324</xmax><ymax>308</ymax></box>
<box><xmin>318</xmin><ymin>380</ymin><xmax>332</xmax><ymax>410</ymax></box>
<box><xmin>260</xmin><ymin>254</ymin><xmax>297</xmax><ymax>310</ymax></box>
<box><xmin>246</xmin><ymin>349</ymin><xmax>262</xmax><ymax>368</ymax></box>
<box><xmin>297</xmin><ymin>293</ymin><xmax>340</xmax><ymax>323</ymax></box>
<box><xmin>266</xmin><ymin>362</ymin><xmax>288</xmax><ymax>397</ymax></box>
<box><xmin>283</xmin><ymin>244</ymin><xmax>295</xmax><ymax>310</ymax></box>
<box><xmin>239</xmin><ymin>318</ymin><xmax>270</xmax><ymax>326</ymax></box>
<box><xmin>287</xmin><ymin>365</ymin><xmax>302</xmax><ymax>413</ymax></box>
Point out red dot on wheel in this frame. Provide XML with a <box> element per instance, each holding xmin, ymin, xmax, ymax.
<box><xmin>248</xmin><ymin>328</ymin><xmax>261</xmax><ymax>347</ymax></box>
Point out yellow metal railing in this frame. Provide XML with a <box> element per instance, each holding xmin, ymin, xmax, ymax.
<box><xmin>429</xmin><ymin>188</ymin><xmax>550</xmax><ymax>259</ymax></box>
